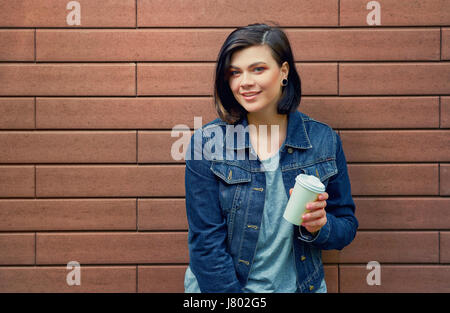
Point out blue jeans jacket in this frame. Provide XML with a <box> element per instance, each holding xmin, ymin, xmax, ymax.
<box><xmin>184</xmin><ymin>110</ymin><xmax>358</xmax><ymax>293</ymax></box>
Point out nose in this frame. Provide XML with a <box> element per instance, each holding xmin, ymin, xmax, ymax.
<box><xmin>240</xmin><ymin>72</ymin><xmax>255</xmax><ymax>87</ymax></box>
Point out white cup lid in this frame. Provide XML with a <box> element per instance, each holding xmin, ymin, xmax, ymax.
<box><xmin>296</xmin><ymin>174</ymin><xmax>325</xmax><ymax>194</ymax></box>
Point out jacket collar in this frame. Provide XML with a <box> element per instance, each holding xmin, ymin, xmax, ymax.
<box><xmin>224</xmin><ymin>110</ymin><xmax>312</xmax><ymax>151</ymax></box>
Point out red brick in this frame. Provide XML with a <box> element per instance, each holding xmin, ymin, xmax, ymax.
<box><xmin>0</xmin><ymin>30</ymin><xmax>34</xmax><ymax>61</ymax></box>
<box><xmin>341</xmin><ymin>0</ymin><xmax>450</xmax><ymax>26</ymax></box>
<box><xmin>0</xmin><ymin>131</ymin><xmax>136</xmax><ymax>163</ymax></box>
<box><xmin>299</xmin><ymin>97</ymin><xmax>439</xmax><ymax>129</ymax></box>
<box><xmin>0</xmin><ymin>0</ymin><xmax>135</xmax><ymax>27</ymax></box>
<box><xmin>0</xmin><ymin>233</ymin><xmax>35</xmax><ymax>265</ymax></box>
<box><xmin>138</xmin><ymin>0</ymin><xmax>338</xmax><ymax>27</ymax></box>
<box><xmin>0</xmin><ymin>166</ymin><xmax>34</xmax><ymax>197</ymax></box>
<box><xmin>286</xmin><ymin>28</ymin><xmax>440</xmax><ymax>61</ymax></box>
<box><xmin>0</xmin><ymin>64</ymin><xmax>135</xmax><ymax>96</ymax></box>
<box><xmin>301</xmin><ymin>96</ymin><xmax>439</xmax><ymax>129</ymax></box>
<box><xmin>36</xmin><ymin>232</ymin><xmax>188</xmax><ymax>264</ymax></box>
<box><xmin>0</xmin><ymin>199</ymin><xmax>136</xmax><ymax>231</ymax></box>
<box><xmin>138</xmin><ymin>199</ymin><xmax>187</xmax><ymax>231</ymax></box>
<box><xmin>36</xmin><ymin>97</ymin><xmax>217</xmax><ymax>129</ymax></box>
<box><xmin>137</xmin><ymin>63</ymin><xmax>213</xmax><ymax>96</ymax></box>
<box><xmin>340</xmin><ymin>130</ymin><xmax>450</xmax><ymax>162</ymax></box>
<box><xmin>138</xmin><ymin>63</ymin><xmax>336</xmax><ymax>96</ymax></box>
<box><xmin>0</xmin><ymin>98</ymin><xmax>35</xmax><ymax>129</ymax></box>
<box><xmin>297</xmin><ymin>63</ymin><xmax>337</xmax><ymax>95</ymax></box>
<box><xmin>323</xmin><ymin>265</ymin><xmax>338</xmax><ymax>293</ymax></box>
<box><xmin>354</xmin><ymin>197</ymin><xmax>450</xmax><ymax>230</ymax></box>
<box><xmin>37</xmin><ymin>29</ymin><xmax>228</xmax><ymax>61</ymax></box>
<box><xmin>348</xmin><ymin>164</ymin><xmax>439</xmax><ymax>196</ymax></box>
<box><xmin>441</xmin><ymin>164</ymin><xmax>450</xmax><ymax>195</ymax></box>
<box><xmin>36</xmin><ymin>165</ymin><xmax>185</xmax><ymax>197</ymax></box>
<box><xmin>138</xmin><ymin>265</ymin><xmax>186</xmax><ymax>292</ymax></box>
<box><xmin>443</xmin><ymin>28</ymin><xmax>450</xmax><ymax>60</ymax></box>
<box><xmin>340</xmin><ymin>63</ymin><xmax>450</xmax><ymax>95</ymax></box>
<box><xmin>325</xmin><ymin>231</ymin><xmax>438</xmax><ymax>264</ymax></box>
<box><xmin>440</xmin><ymin>232</ymin><xmax>450</xmax><ymax>262</ymax></box>
<box><xmin>0</xmin><ymin>266</ymin><xmax>136</xmax><ymax>292</ymax></box>
<box><xmin>322</xmin><ymin>250</ymin><xmax>340</xmax><ymax>264</ymax></box>
<box><xmin>340</xmin><ymin>265</ymin><xmax>450</xmax><ymax>293</ymax></box>
<box><xmin>442</xmin><ymin>96</ymin><xmax>450</xmax><ymax>128</ymax></box>
<box><xmin>139</xmin><ymin>131</ymin><xmax>192</xmax><ymax>163</ymax></box>
<box><xmin>36</xmin><ymin>28</ymin><xmax>440</xmax><ymax>62</ymax></box>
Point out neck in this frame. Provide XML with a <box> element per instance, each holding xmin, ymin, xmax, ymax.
<box><xmin>247</xmin><ymin>111</ymin><xmax>288</xmax><ymax>155</ymax></box>
<box><xmin>247</xmin><ymin>111</ymin><xmax>288</xmax><ymax>131</ymax></box>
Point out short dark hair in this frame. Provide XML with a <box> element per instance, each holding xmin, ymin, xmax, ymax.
<box><xmin>213</xmin><ymin>23</ymin><xmax>302</xmax><ymax>124</ymax></box>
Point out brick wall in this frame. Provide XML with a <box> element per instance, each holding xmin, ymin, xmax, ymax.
<box><xmin>0</xmin><ymin>0</ymin><xmax>449</xmax><ymax>293</ymax></box>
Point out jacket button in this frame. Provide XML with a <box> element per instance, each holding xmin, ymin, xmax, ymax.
<box><xmin>309</xmin><ymin>285</ymin><xmax>314</xmax><ymax>291</ymax></box>
<box><xmin>287</xmin><ymin>147</ymin><xmax>293</xmax><ymax>154</ymax></box>
<box><xmin>300</xmin><ymin>256</ymin><xmax>306</xmax><ymax>261</ymax></box>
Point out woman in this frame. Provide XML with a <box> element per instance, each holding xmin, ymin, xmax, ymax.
<box><xmin>184</xmin><ymin>23</ymin><xmax>358</xmax><ymax>293</ymax></box>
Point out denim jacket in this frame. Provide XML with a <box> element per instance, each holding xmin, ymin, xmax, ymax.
<box><xmin>184</xmin><ymin>110</ymin><xmax>358</xmax><ymax>293</ymax></box>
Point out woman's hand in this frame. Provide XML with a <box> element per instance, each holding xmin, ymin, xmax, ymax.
<box><xmin>289</xmin><ymin>189</ymin><xmax>329</xmax><ymax>234</ymax></box>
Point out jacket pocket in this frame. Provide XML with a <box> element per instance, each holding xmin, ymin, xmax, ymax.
<box><xmin>210</xmin><ymin>161</ymin><xmax>252</xmax><ymax>184</ymax></box>
<box><xmin>210</xmin><ymin>161</ymin><xmax>251</xmax><ymax>250</ymax></box>
<box><xmin>301</xmin><ymin>159</ymin><xmax>337</xmax><ymax>187</ymax></box>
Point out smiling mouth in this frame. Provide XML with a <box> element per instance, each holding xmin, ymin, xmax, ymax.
<box><xmin>241</xmin><ymin>91</ymin><xmax>261</xmax><ymax>100</ymax></box>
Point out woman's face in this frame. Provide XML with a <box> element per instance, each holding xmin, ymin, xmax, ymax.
<box><xmin>228</xmin><ymin>45</ymin><xmax>289</xmax><ymax>117</ymax></box>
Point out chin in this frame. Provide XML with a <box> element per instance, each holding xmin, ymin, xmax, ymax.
<box><xmin>239</xmin><ymin>99</ymin><xmax>261</xmax><ymax>109</ymax></box>
<box><xmin>241</xmin><ymin>105</ymin><xmax>264</xmax><ymax>114</ymax></box>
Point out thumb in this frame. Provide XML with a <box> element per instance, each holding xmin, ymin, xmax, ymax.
<box><xmin>289</xmin><ymin>188</ymin><xmax>293</xmax><ymax>196</ymax></box>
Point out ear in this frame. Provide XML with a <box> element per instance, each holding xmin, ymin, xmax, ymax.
<box><xmin>281</xmin><ymin>61</ymin><xmax>289</xmax><ymax>78</ymax></box>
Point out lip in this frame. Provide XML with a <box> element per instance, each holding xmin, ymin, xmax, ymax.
<box><xmin>241</xmin><ymin>91</ymin><xmax>261</xmax><ymax>100</ymax></box>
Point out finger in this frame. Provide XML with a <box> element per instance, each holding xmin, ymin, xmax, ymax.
<box><xmin>317</xmin><ymin>192</ymin><xmax>329</xmax><ymax>201</ymax></box>
<box><xmin>302</xmin><ymin>209</ymin><xmax>326</xmax><ymax>221</ymax></box>
<box><xmin>306</xmin><ymin>200</ymin><xmax>327</xmax><ymax>211</ymax></box>
<box><xmin>302</xmin><ymin>216</ymin><xmax>327</xmax><ymax>228</ymax></box>
<box><xmin>289</xmin><ymin>188</ymin><xmax>293</xmax><ymax>196</ymax></box>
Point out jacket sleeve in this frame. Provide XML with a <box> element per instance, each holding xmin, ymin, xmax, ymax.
<box><xmin>184</xmin><ymin>129</ymin><xmax>242</xmax><ymax>292</ymax></box>
<box><xmin>298</xmin><ymin>130</ymin><xmax>359</xmax><ymax>250</ymax></box>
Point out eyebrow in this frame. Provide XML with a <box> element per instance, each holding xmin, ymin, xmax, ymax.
<box><xmin>229</xmin><ymin>62</ymin><xmax>267</xmax><ymax>69</ymax></box>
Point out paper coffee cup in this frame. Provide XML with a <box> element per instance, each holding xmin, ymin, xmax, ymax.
<box><xmin>283</xmin><ymin>174</ymin><xmax>325</xmax><ymax>225</ymax></box>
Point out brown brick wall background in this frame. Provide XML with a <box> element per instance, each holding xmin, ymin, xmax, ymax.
<box><xmin>0</xmin><ymin>0</ymin><xmax>449</xmax><ymax>292</ymax></box>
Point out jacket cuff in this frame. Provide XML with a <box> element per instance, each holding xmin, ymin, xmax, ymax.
<box><xmin>298</xmin><ymin>214</ymin><xmax>331</xmax><ymax>245</ymax></box>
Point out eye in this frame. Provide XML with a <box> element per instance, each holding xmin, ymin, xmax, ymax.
<box><xmin>254</xmin><ymin>67</ymin><xmax>265</xmax><ymax>72</ymax></box>
<box><xmin>230</xmin><ymin>70</ymin><xmax>240</xmax><ymax>76</ymax></box>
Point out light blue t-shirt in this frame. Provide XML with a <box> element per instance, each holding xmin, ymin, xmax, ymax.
<box><xmin>242</xmin><ymin>151</ymin><xmax>297</xmax><ymax>292</ymax></box>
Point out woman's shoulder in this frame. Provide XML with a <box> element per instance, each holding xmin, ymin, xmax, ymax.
<box><xmin>187</xmin><ymin>117</ymin><xmax>228</xmax><ymax>156</ymax></box>
<box><xmin>201</xmin><ymin>117</ymin><xmax>228</xmax><ymax>130</ymax></box>
<box><xmin>298</xmin><ymin>111</ymin><xmax>335</xmax><ymax>133</ymax></box>
<box><xmin>297</xmin><ymin>111</ymin><xmax>339</xmax><ymax>153</ymax></box>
